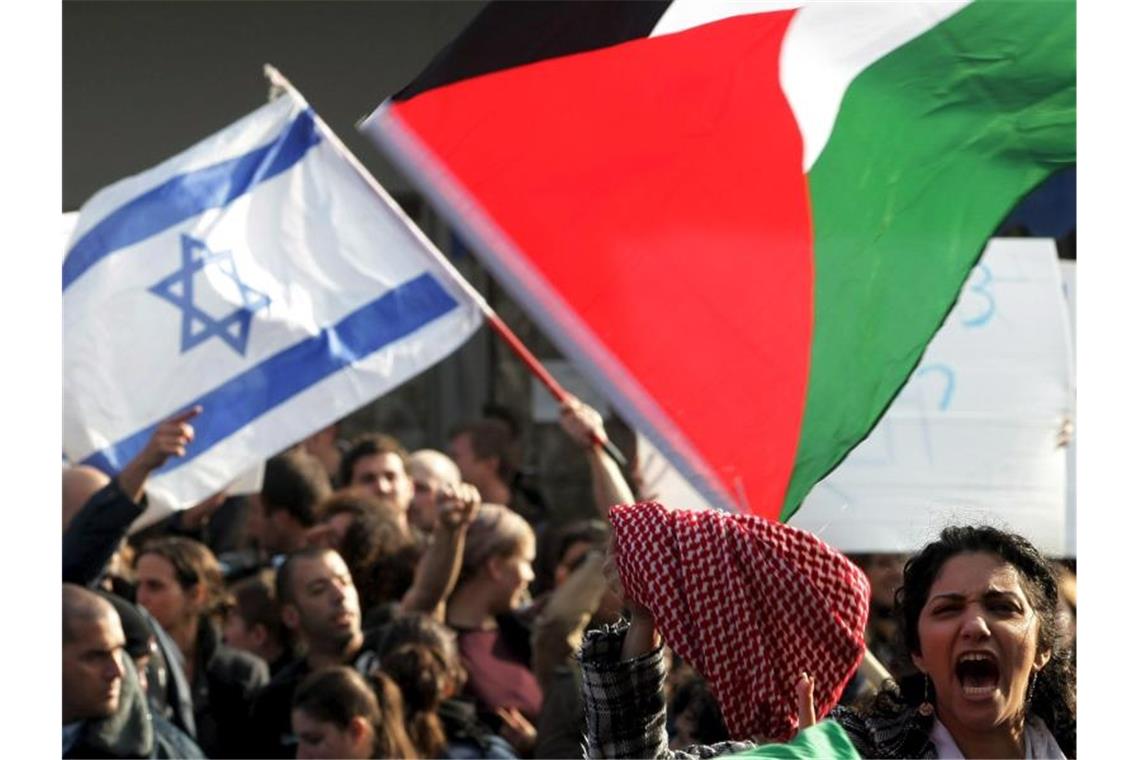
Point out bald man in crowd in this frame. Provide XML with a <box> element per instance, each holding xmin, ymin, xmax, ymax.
<box><xmin>63</xmin><ymin>586</ymin><xmax>126</xmax><ymax>727</ymax></box>
<box><xmin>407</xmin><ymin>448</ymin><xmax>463</xmax><ymax>534</ymax></box>
<box><xmin>63</xmin><ymin>584</ymin><xmax>202</xmax><ymax>758</ymax></box>
<box><xmin>62</xmin><ymin>465</ymin><xmax>111</xmax><ymax>530</ymax></box>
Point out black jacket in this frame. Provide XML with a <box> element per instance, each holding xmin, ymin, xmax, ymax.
<box><xmin>247</xmin><ymin>628</ymin><xmax>383</xmax><ymax>758</ymax></box>
<box><xmin>246</xmin><ymin>655</ymin><xmax>310</xmax><ymax>759</ymax></box>
<box><xmin>63</xmin><ymin>479</ymin><xmax>144</xmax><ymax>588</ymax></box>
<box><xmin>190</xmin><ymin>618</ymin><xmax>269</xmax><ymax>758</ymax></box>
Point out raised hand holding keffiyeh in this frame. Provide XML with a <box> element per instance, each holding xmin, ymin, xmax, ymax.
<box><xmin>609</xmin><ymin>502</ymin><xmax>870</xmax><ymax>742</ymax></box>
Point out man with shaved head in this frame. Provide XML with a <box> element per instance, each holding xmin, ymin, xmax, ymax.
<box><xmin>63</xmin><ymin>584</ymin><xmax>203</xmax><ymax>757</ymax></box>
<box><xmin>63</xmin><ymin>585</ymin><xmax>204</xmax><ymax>758</ymax></box>
<box><xmin>63</xmin><ymin>585</ymin><xmax>126</xmax><ymax>726</ymax></box>
<box><xmin>62</xmin><ymin>465</ymin><xmax>111</xmax><ymax>530</ymax></box>
<box><xmin>247</xmin><ymin>547</ymin><xmax>369</xmax><ymax>757</ymax></box>
<box><xmin>408</xmin><ymin>448</ymin><xmax>463</xmax><ymax>533</ymax></box>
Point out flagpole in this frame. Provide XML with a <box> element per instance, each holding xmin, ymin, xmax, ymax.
<box><xmin>263</xmin><ymin>65</ymin><xmax>628</xmax><ymax>468</ymax></box>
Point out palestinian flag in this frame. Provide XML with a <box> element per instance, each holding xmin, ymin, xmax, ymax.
<box><xmin>361</xmin><ymin>0</ymin><xmax>1075</xmax><ymax>522</ymax></box>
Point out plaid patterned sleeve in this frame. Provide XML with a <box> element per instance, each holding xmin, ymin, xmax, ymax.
<box><xmin>578</xmin><ymin>621</ymin><xmax>758</xmax><ymax>759</ymax></box>
<box><xmin>579</xmin><ymin>620</ymin><xmax>670</xmax><ymax>759</ymax></box>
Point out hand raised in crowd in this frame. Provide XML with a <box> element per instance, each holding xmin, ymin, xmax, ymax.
<box><xmin>622</xmin><ymin>595</ymin><xmax>661</xmax><ymax>661</ymax></box>
<box><xmin>118</xmin><ymin>405</ymin><xmax>203</xmax><ymax>503</ymax></box>
<box><xmin>796</xmin><ymin>673</ymin><xmax>817</xmax><ymax>730</ymax></box>
<box><xmin>562</xmin><ymin>395</ymin><xmax>636</xmax><ymax>514</ymax></box>
<box><xmin>559</xmin><ymin>394</ymin><xmax>607</xmax><ymax>450</ymax></box>
<box><xmin>399</xmin><ymin>481</ymin><xmax>480</xmax><ymax>619</ymax></box>
<box><xmin>140</xmin><ymin>406</ymin><xmax>202</xmax><ymax>469</ymax></box>
<box><xmin>495</xmin><ymin>706</ymin><xmax>537</xmax><ymax>755</ymax></box>
<box><xmin>435</xmin><ymin>482</ymin><xmax>480</xmax><ymax>532</ymax></box>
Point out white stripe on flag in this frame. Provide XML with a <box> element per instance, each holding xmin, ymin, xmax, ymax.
<box><xmin>651</xmin><ymin>0</ymin><xmax>970</xmax><ymax>171</ymax></box>
<box><xmin>64</xmin><ymin>86</ymin><xmax>483</xmax><ymax>509</ymax></box>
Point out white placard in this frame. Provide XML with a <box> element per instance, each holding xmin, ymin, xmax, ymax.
<box><xmin>790</xmin><ymin>239</ymin><xmax>1074</xmax><ymax>554</ymax></box>
<box><xmin>630</xmin><ymin>239</ymin><xmax>1074</xmax><ymax>555</ymax></box>
<box><xmin>1060</xmin><ymin>260</ymin><xmax>1076</xmax><ymax>557</ymax></box>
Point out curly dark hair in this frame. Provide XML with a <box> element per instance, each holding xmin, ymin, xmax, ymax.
<box><xmin>375</xmin><ymin>613</ymin><xmax>466</xmax><ymax>691</ymax></box>
<box><xmin>882</xmin><ymin>525</ymin><xmax>1076</xmax><ymax>756</ymax></box>
<box><xmin>374</xmin><ymin>614</ymin><xmax>468</xmax><ymax>759</ymax></box>
<box><xmin>319</xmin><ymin>493</ymin><xmax>418</xmax><ymax>613</ymax></box>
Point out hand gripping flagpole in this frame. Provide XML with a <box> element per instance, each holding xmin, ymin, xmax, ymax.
<box><xmin>263</xmin><ymin>65</ymin><xmax>627</xmax><ymax>468</ymax></box>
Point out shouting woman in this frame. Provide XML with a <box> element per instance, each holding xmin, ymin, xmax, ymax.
<box><xmin>582</xmin><ymin>511</ymin><xmax>1075</xmax><ymax>759</ymax></box>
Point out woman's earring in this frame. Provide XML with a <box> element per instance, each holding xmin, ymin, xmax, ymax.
<box><xmin>1026</xmin><ymin>671</ymin><xmax>1038</xmax><ymax>705</ymax></box>
<box><xmin>918</xmin><ymin>674</ymin><xmax>935</xmax><ymax>716</ymax></box>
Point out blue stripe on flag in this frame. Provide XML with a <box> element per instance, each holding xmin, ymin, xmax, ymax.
<box><xmin>63</xmin><ymin>110</ymin><xmax>321</xmax><ymax>291</ymax></box>
<box><xmin>81</xmin><ymin>272</ymin><xmax>459</xmax><ymax>477</ymax></box>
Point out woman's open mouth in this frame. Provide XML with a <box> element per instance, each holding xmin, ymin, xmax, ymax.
<box><xmin>954</xmin><ymin>651</ymin><xmax>1001</xmax><ymax>699</ymax></box>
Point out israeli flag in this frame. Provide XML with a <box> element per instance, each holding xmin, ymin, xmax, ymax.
<box><xmin>63</xmin><ymin>86</ymin><xmax>483</xmax><ymax>510</ymax></box>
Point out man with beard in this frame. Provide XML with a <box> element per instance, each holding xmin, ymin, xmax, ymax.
<box><xmin>63</xmin><ymin>586</ymin><xmax>127</xmax><ymax>743</ymax></box>
<box><xmin>247</xmin><ymin>547</ymin><xmax>381</xmax><ymax>758</ymax></box>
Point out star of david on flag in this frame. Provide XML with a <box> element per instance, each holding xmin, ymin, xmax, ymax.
<box><xmin>148</xmin><ymin>235</ymin><xmax>271</xmax><ymax>356</ymax></box>
<box><xmin>63</xmin><ymin>78</ymin><xmax>484</xmax><ymax>515</ymax></box>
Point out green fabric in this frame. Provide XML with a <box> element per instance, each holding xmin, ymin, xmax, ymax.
<box><xmin>781</xmin><ymin>0</ymin><xmax>1076</xmax><ymax>519</ymax></box>
<box><xmin>724</xmin><ymin>720</ymin><xmax>860</xmax><ymax>759</ymax></box>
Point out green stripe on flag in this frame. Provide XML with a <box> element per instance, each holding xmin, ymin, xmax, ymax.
<box><xmin>723</xmin><ymin>720</ymin><xmax>860</xmax><ymax>758</ymax></box>
<box><xmin>782</xmin><ymin>0</ymin><xmax>1075</xmax><ymax>519</ymax></box>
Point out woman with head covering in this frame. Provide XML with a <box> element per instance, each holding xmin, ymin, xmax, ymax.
<box><xmin>582</xmin><ymin>509</ymin><xmax>1075</xmax><ymax>759</ymax></box>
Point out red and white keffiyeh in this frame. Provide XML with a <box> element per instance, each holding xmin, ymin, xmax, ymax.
<box><xmin>610</xmin><ymin>501</ymin><xmax>870</xmax><ymax>742</ymax></box>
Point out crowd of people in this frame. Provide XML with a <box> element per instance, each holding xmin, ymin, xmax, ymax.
<box><xmin>61</xmin><ymin>395</ymin><xmax>1077</xmax><ymax>758</ymax></box>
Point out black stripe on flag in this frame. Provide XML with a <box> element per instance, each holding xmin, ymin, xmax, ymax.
<box><xmin>394</xmin><ymin>0</ymin><xmax>671</xmax><ymax>101</ymax></box>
